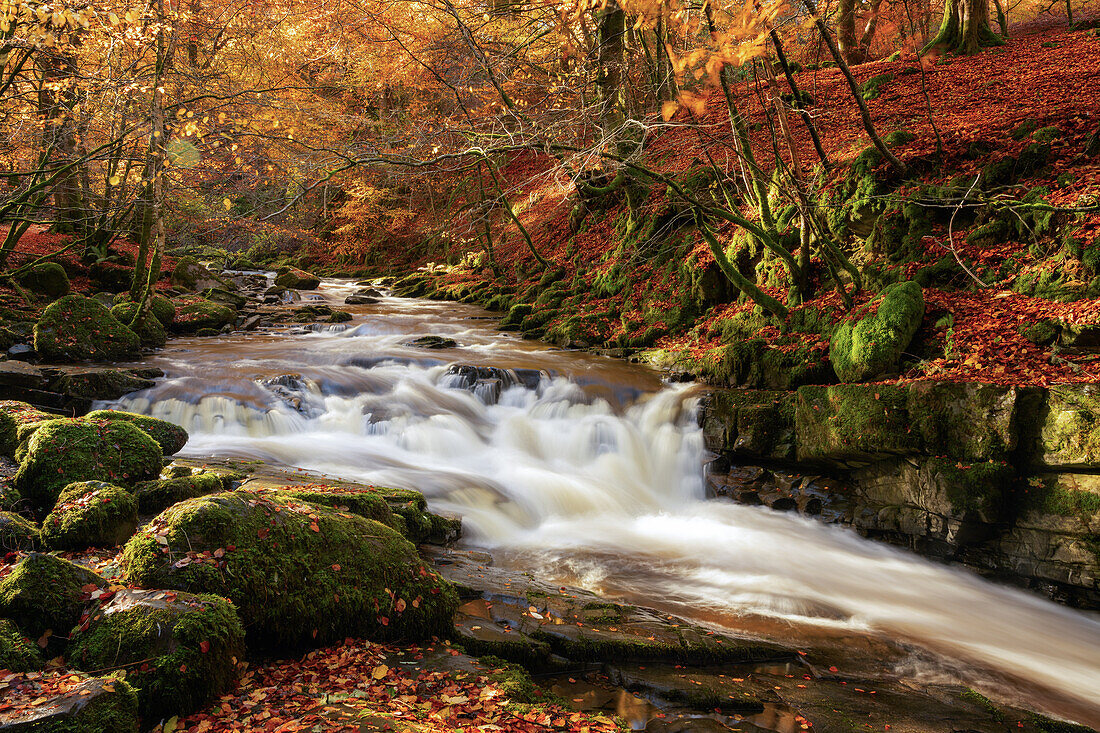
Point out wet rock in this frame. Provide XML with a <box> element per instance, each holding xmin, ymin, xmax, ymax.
<box><xmin>33</xmin><ymin>295</ymin><xmax>141</xmax><ymax>363</ymax></box>
<box><xmin>6</xmin><ymin>344</ymin><xmax>37</xmax><ymax>361</ymax></box>
<box><xmin>240</xmin><ymin>314</ymin><xmax>263</xmax><ymax>331</ymax></box>
<box><xmin>132</xmin><ymin>472</ymin><xmax>226</xmax><ymax>514</ymax></box>
<box><xmin>406</xmin><ymin>335</ymin><xmax>458</xmax><ymax>349</ymax></box>
<box><xmin>0</xmin><ymin>674</ymin><xmax>139</xmax><ymax>732</ymax></box>
<box><xmin>171</xmin><ymin>256</ymin><xmax>228</xmax><ymax>291</ymax></box>
<box><xmin>829</xmin><ymin>281</ymin><xmax>924</xmax><ymax>382</ymax></box>
<box><xmin>83</xmin><ymin>410</ymin><xmax>188</xmax><ymax>455</ymax></box>
<box><xmin>69</xmin><ymin>589</ymin><xmax>244</xmax><ymax>720</ymax></box>
<box><xmin>13</xmin><ymin>417</ymin><xmax>162</xmax><ymax>510</ymax></box>
<box><xmin>274</xmin><ymin>266</ymin><xmax>320</xmax><ymax>290</ymax></box>
<box><xmin>201</xmin><ymin>286</ymin><xmax>248</xmax><ymax>309</ymax></box>
<box><xmin>795</xmin><ymin>384</ymin><xmax>915</xmax><ymax>466</ymax></box>
<box><xmin>701</xmin><ymin>390</ymin><xmax>795</xmax><ymax>461</ymax></box>
<box><xmin>441</xmin><ymin>364</ymin><xmax>544</xmax><ymax>402</ymax></box>
<box><xmin>329</xmin><ymin>310</ymin><xmax>352</xmax><ymax>323</ymax></box>
<box><xmin>14</xmin><ymin>262</ymin><xmax>69</xmax><ymax>299</ymax></box>
<box><xmin>907</xmin><ymin>382</ymin><xmax>1027</xmax><ymax>462</ymax></box>
<box><xmin>53</xmin><ymin>369</ymin><xmax>155</xmax><ymax>401</ymax></box>
<box><xmin>120</xmin><ymin>489</ymin><xmax>458</xmax><ymax>646</ymax></box>
<box><xmin>41</xmin><ymin>481</ymin><xmax>139</xmax><ymax>550</ymax></box>
<box><xmin>0</xmin><ymin>619</ymin><xmax>42</xmax><ymax>672</ymax></box>
<box><xmin>0</xmin><ymin>511</ymin><xmax>38</xmax><ymax>550</ymax></box>
<box><xmin>0</xmin><ymin>553</ymin><xmax>106</xmax><ymax>649</ymax></box>
<box><xmin>291</xmin><ymin>303</ymin><xmax>333</xmax><ymax>322</ymax></box>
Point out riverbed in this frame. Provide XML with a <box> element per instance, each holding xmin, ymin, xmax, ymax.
<box><xmin>105</xmin><ymin>279</ymin><xmax>1100</xmax><ymax>727</ymax></box>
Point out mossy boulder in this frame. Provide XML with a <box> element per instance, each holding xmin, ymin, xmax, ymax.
<box><xmin>15</xmin><ymin>262</ymin><xmax>70</xmax><ymax>299</ymax></box>
<box><xmin>0</xmin><ymin>618</ymin><xmax>42</xmax><ymax>671</ymax></box>
<box><xmin>171</xmin><ymin>297</ymin><xmax>236</xmax><ymax>333</ymax></box>
<box><xmin>829</xmin><ymin>281</ymin><xmax>924</xmax><ymax>382</ymax></box>
<box><xmin>0</xmin><ymin>674</ymin><xmax>139</xmax><ymax>732</ymax></box>
<box><xmin>82</xmin><ymin>410</ymin><xmax>188</xmax><ymax>456</ymax></box>
<box><xmin>114</xmin><ymin>292</ymin><xmax>176</xmax><ymax>325</ymax></box>
<box><xmin>1031</xmin><ymin>385</ymin><xmax>1100</xmax><ymax>469</ymax></box>
<box><xmin>33</xmin><ymin>295</ymin><xmax>141</xmax><ymax>363</ymax></box>
<box><xmin>109</xmin><ymin>302</ymin><xmax>167</xmax><ymax>347</ymax></box>
<box><xmin>13</xmin><ymin>418</ymin><xmax>162</xmax><ymax>510</ymax></box>
<box><xmin>200</xmin><ymin>287</ymin><xmax>247</xmax><ymax>309</ymax></box>
<box><xmin>0</xmin><ymin>409</ymin><xmax>15</xmax><ymax>457</ymax></box>
<box><xmin>274</xmin><ymin>266</ymin><xmax>320</xmax><ymax>290</ymax></box>
<box><xmin>0</xmin><ymin>511</ymin><xmax>39</xmax><ymax>551</ymax></box>
<box><xmin>170</xmin><ymin>256</ymin><xmax>226</xmax><ymax>291</ymax></box>
<box><xmin>0</xmin><ymin>400</ymin><xmax>53</xmax><ymax>427</ymax></box>
<box><xmin>795</xmin><ymin>384</ymin><xmax>916</xmax><ymax>465</ymax></box>
<box><xmin>132</xmin><ymin>473</ymin><xmax>224</xmax><ymax>515</ymax></box>
<box><xmin>120</xmin><ymin>490</ymin><xmax>459</xmax><ymax>646</ymax></box>
<box><xmin>87</xmin><ymin>260</ymin><xmax>134</xmax><ymax>292</ymax></box>
<box><xmin>41</xmin><ymin>482</ymin><xmax>139</xmax><ymax>550</ymax></box>
<box><xmin>0</xmin><ymin>553</ymin><xmax>107</xmax><ymax>647</ymax></box>
<box><xmin>378</xmin><ymin>487</ymin><xmax>462</xmax><ymax>544</ymax></box>
<box><xmin>69</xmin><ymin>589</ymin><xmax>244</xmax><ymax>720</ymax></box>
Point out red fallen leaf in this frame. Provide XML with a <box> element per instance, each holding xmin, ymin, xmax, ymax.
<box><xmin>180</xmin><ymin>664</ymin><xmax>188</xmax><ymax>673</ymax></box>
<box><xmin>309</xmin><ymin>523</ymin><xmax>319</xmax><ymax>532</ymax></box>
<box><xmin>199</xmin><ymin>641</ymin><xmax>210</xmax><ymax>653</ymax></box>
<box><xmin>257</xmin><ymin>528</ymin><xmax>270</xmax><ymax>539</ymax></box>
<box><xmin>331</xmin><ymin>564</ymin><xmax>340</xmax><ymax>572</ymax></box>
<box><xmin>395</xmin><ymin>599</ymin><xmax>406</xmax><ymax>613</ymax></box>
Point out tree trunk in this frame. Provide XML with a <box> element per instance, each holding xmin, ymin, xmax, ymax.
<box><xmin>837</xmin><ymin>0</ymin><xmax>868</xmax><ymax>63</ymax></box>
<box><xmin>923</xmin><ymin>0</ymin><xmax>1003</xmax><ymax>54</ymax></box>
<box><xmin>596</xmin><ymin>0</ymin><xmax>625</xmax><ymax>136</ymax></box>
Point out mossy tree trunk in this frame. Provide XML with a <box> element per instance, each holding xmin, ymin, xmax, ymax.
<box><xmin>923</xmin><ymin>0</ymin><xmax>1003</xmax><ymax>55</ymax></box>
<box><xmin>596</xmin><ymin>0</ymin><xmax>626</xmax><ymax>138</ymax></box>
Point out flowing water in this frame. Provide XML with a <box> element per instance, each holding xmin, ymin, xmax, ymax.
<box><xmin>107</xmin><ymin>279</ymin><xmax>1100</xmax><ymax>725</ymax></box>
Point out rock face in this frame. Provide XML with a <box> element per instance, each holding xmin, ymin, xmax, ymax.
<box><xmin>82</xmin><ymin>410</ymin><xmax>188</xmax><ymax>455</ymax></box>
<box><xmin>13</xmin><ymin>418</ymin><xmax>162</xmax><ymax>510</ymax></box>
<box><xmin>40</xmin><ymin>481</ymin><xmax>139</xmax><ymax>550</ymax></box>
<box><xmin>0</xmin><ymin>553</ymin><xmax>106</xmax><ymax>647</ymax></box>
<box><xmin>0</xmin><ymin>674</ymin><xmax>139</xmax><ymax>732</ymax></box>
<box><xmin>69</xmin><ymin>589</ymin><xmax>244</xmax><ymax>720</ymax></box>
<box><xmin>170</xmin><ymin>256</ymin><xmax>227</xmax><ymax>291</ymax></box>
<box><xmin>829</xmin><ymin>281</ymin><xmax>924</xmax><ymax>382</ymax></box>
<box><xmin>120</xmin><ymin>490</ymin><xmax>458</xmax><ymax>646</ymax></box>
<box><xmin>33</xmin><ymin>295</ymin><xmax>141</xmax><ymax>363</ymax></box>
<box><xmin>0</xmin><ymin>619</ymin><xmax>42</xmax><ymax>672</ymax></box>
<box><xmin>702</xmin><ymin>382</ymin><xmax>1100</xmax><ymax>609</ymax></box>
<box><xmin>274</xmin><ymin>266</ymin><xmax>320</xmax><ymax>290</ymax></box>
<box><xmin>16</xmin><ymin>262</ymin><xmax>70</xmax><ymax>299</ymax></box>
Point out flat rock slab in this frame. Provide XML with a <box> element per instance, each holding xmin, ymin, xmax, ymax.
<box><xmin>0</xmin><ymin>364</ymin><xmax>158</xmax><ymax>415</ymax></box>
<box><xmin>0</xmin><ymin>675</ymin><xmax>137</xmax><ymax>732</ymax></box>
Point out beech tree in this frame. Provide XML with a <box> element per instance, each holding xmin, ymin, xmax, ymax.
<box><xmin>923</xmin><ymin>0</ymin><xmax>1003</xmax><ymax>54</ymax></box>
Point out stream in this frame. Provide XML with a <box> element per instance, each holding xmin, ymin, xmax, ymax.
<box><xmin>106</xmin><ymin>279</ymin><xmax>1100</xmax><ymax>726</ymax></box>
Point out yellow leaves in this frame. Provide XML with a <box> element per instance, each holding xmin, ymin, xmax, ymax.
<box><xmin>661</xmin><ymin>100</ymin><xmax>680</xmax><ymax>121</ymax></box>
<box><xmin>223</xmin><ymin>198</ymin><xmax>232</xmax><ymax>211</ymax></box>
<box><xmin>371</xmin><ymin>664</ymin><xmax>388</xmax><ymax>680</ymax></box>
<box><xmin>108</xmin><ymin>175</ymin><xmax>121</xmax><ymax>186</ymax></box>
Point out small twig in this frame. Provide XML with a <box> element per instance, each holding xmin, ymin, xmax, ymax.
<box><xmin>945</xmin><ymin>174</ymin><xmax>990</xmax><ymax>289</ymax></box>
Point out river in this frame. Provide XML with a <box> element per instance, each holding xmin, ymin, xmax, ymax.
<box><xmin>106</xmin><ymin>279</ymin><xmax>1100</xmax><ymax>726</ymax></box>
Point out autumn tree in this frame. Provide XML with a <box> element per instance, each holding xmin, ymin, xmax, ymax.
<box><xmin>923</xmin><ymin>0</ymin><xmax>1003</xmax><ymax>54</ymax></box>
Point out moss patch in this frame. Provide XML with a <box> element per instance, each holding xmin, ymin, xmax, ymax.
<box><xmin>796</xmin><ymin>384</ymin><xmax>915</xmax><ymax>464</ymax></box>
<box><xmin>0</xmin><ymin>510</ymin><xmax>39</xmax><ymax>550</ymax></box>
<box><xmin>41</xmin><ymin>481</ymin><xmax>139</xmax><ymax>550</ymax></box>
<box><xmin>0</xmin><ymin>617</ymin><xmax>43</xmax><ymax>671</ymax></box>
<box><xmin>0</xmin><ymin>552</ymin><xmax>107</xmax><ymax>647</ymax></box>
<box><xmin>171</xmin><ymin>296</ymin><xmax>236</xmax><ymax>333</ymax></box>
<box><xmin>13</xmin><ymin>418</ymin><xmax>162</xmax><ymax>511</ymax></box>
<box><xmin>132</xmin><ymin>473</ymin><xmax>225</xmax><ymax>514</ymax></box>
<box><xmin>829</xmin><ymin>281</ymin><xmax>924</xmax><ymax>382</ymax></box>
<box><xmin>83</xmin><ymin>410</ymin><xmax>188</xmax><ymax>456</ymax></box>
<box><xmin>120</xmin><ymin>490</ymin><xmax>458</xmax><ymax>647</ymax></box>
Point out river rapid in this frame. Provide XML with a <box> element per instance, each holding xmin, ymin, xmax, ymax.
<box><xmin>106</xmin><ymin>279</ymin><xmax>1100</xmax><ymax>726</ymax></box>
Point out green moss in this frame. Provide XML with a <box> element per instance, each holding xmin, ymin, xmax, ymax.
<box><xmin>1009</xmin><ymin>119</ymin><xmax>1041</xmax><ymax>140</ymax></box>
<box><xmin>1032</xmin><ymin>125</ymin><xmax>1063</xmax><ymax>143</ymax></box>
<box><xmin>0</xmin><ymin>408</ymin><xmax>15</xmax><ymax>457</ymax></box>
<box><xmin>132</xmin><ymin>473</ymin><xmax>225</xmax><ymax>514</ymax></box>
<box><xmin>8</xmin><ymin>675</ymin><xmax>140</xmax><ymax>733</ymax></box>
<box><xmin>109</xmin><ymin>302</ymin><xmax>167</xmax><ymax>347</ymax></box>
<box><xmin>69</xmin><ymin>590</ymin><xmax>244</xmax><ymax>720</ymax></box>
<box><xmin>1026</xmin><ymin>713</ymin><xmax>1096</xmax><ymax>733</ymax></box>
<box><xmin>860</xmin><ymin>73</ymin><xmax>895</xmax><ymax>100</ymax></box>
<box><xmin>120</xmin><ymin>490</ymin><xmax>458</xmax><ymax>647</ymax></box>
<box><xmin>172</xmin><ymin>297</ymin><xmax>236</xmax><ymax>332</ymax></box>
<box><xmin>16</xmin><ymin>262</ymin><xmax>70</xmax><ymax>299</ymax></box>
<box><xmin>266</xmin><ymin>486</ymin><xmax>396</xmax><ymax>527</ymax></box>
<box><xmin>0</xmin><ymin>510</ymin><xmax>39</xmax><ymax>550</ymax></box>
<box><xmin>83</xmin><ymin>410</ymin><xmax>189</xmax><ymax>456</ymax></box>
<box><xmin>13</xmin><ymin>418</ymin><xmax>162</xmax><ymax>510</ymax></box>
<box><xmin>0</xmin><ymin>617</ymin><xmax>42</xmax><ymax>671</ymax></box>
<box><xmin>928</xmin><ymin>459</ymin><xmax>1012</xmax><ymax>518</ymax></box>
<box><xmin>0</xmin><ymin>552</ymin><xmax>107</xmax><ymax>646</ymax></box>
<box><xmin>829</xmin><ymin>281</ymin><xmax>924</xmax><ymax>382</ymax></box>
<box><xmin>329</xmin><ymin>310</ymin><xmax>353</xmax><ymax>323</ymax></box>
<box><xmin>1025</xmin><ymin>477</ymin><xmax>1100</xmax><ymax>518</ymax></box>
<box><xmin>33</xmin><ymin>294</ymin><xmax>141</xmax><ymax>362</ymax></box>
<box><xmin>1019</xmin><ymin>319</ymin><xmax>1060</xmax><ymax>345</ymax></box>
<box><xmin>960</xmin><ymin>688</ymin><xmax>1005</xmax><ymax>723</ymax></box>
<box><xmin>795</xmin><ymin>384</ymin><xmax>914</xmax><ymax>464</ymax></box>
<box><xmin>41</xmin><ymin>481</ymin><xmax>139</xmax><ymax>550</ymax></box>
<box><xmin>477</xmin><ymin>656</ymin><xmax>541</xmax><ymax>704</ymax></box>
<box><xmin>275</xmin><ymin>266</ymin><xmax>320</xmax><ymax>289</ymax></box>
<box><xmin>114</xmin><ymin>292</ymin><xmax>175</xmax><ymax>325</ymax></box>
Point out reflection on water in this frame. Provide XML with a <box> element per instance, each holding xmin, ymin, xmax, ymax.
<box><xmin>107</xmin><ymin>281</ymin><xmax>1100</xmax><ymax>726</ymax></box>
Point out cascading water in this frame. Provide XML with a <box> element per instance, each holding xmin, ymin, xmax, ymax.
<box><xmin>108</xmin><ymin>281</ymin><xmax>1100</xmax><ymax>724</ymax></box>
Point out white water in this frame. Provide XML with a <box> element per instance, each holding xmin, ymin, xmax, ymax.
<box><xmin>109</xmin><ymin>283</ymin><xmax>1100</xmax><ymax>723</ymax></box>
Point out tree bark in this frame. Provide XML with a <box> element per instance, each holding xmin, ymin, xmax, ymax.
<box><xmin>837</xmin><ymin>0</ymin><xmax>868</xmax><ymax>63</ymax></box>
<box><xmin>923</xmin><ymin>0</ymin><xmax>1003</xmax><ymax>54</ymax></box>
<box><xmin>596</xmin><ymin>0</ymin><xmax>625</xmax><ymax>136</ymax></box>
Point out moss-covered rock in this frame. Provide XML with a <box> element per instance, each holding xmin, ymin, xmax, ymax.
<box><xmin>109</xmin><ymin>302</ymin><xmax>167</xmax><ymax>347</ymax></box>
<box><xmin>82</xmin><ymin>410</ymin><xmax>188</xmax><ymax>456</ymax></box>
<box><xmin>87</xmin><ymin>260</ymin><xmax>134</xmax><ymax>293</ymax></box>
<box><xmin>33</xmin><ymin>295</ymin><xmax>141</xmax><ymax>363</ymax></box>
<box><xmin>907</xmin><ymin>382</ymin><xmax>1026</xmax><ymax>462</ymax></box>
<box><xmin>41</xmin><ymin>482</ymin><xmax>139</xmax><ymax>550</ymax></box>
<box><xmin>700</xmin><ymin>390</ymin><xmax>796</xmax><ymax>461</ymax></box>
<box><xmin>1031</xmin><ymin>385</ymin><xmax>1100</xmax><ymax>469</ymax></box>
<box><xmin>379</xmin><ymin>487</ymin><xmax>463</xmax><ymax>545</ymax></box>
<box><xmin>0</xmin><ymin>511</ymin><xmax>39</xmax><ymax>551</ymax></box>
<box><xmin>829</xmin><ymin>281</ymin><xmax>924</xmax><ymax>382</ymax></box>
<box><xmin>170</xmin><ymin>256</ymin><xmax>226</xmax><ymax>291</ymax></box>
<box><xmin>13</xmin><ymin>418</ymin><xmax>162</xmax><ymax>510</ymax></box>
<box><xmin>200</xmin><ymin>287</ymin><xmax>247</xmax><ymax>309</ymax></box>
<box><xmin>0</xmin><ymin>553</ymin><xmax>106</xmax><ymax>646</ymax></box>
<box><xmin>0</xmin><ymin>400</ymin><xmax>53</xmax><ymax>427</ymax></box>
<box><xmin>15</xmin><ymin>262</ymin><xmax>70</xmax><ymax>299</ymax></box>
<box><xmin>0</xmin><ymin>618</ymin><xmax>42</xmax><ymax>671</ymax></box>
<box><xmin>69</xmin><ymin>589</ymin><xmax>244</xmax><ymax>720</ymax></box>
<box><xmin>171</xmin><ymin>297</ymin><xmax>236</xmax><ymax>333</ymax></box>
<box><xmin>0</xmin><ymin>674</ymin><xmax>139</xmax><ymax>732</ymax></box>
<box><xmin>795</xmin><ymin>384</ymin><xmax>916</xmax><ymax>465</ymax></box>
<box><xmin>274</xmin><ymin>266</ymin><xmax>320</xmax><ymax>290</ymax></box>
<box><xmin>132</xmin><ymin>473</ymin><xmax>224</xmax><ymax>515</ymax></box>
<box><xmin>0</xmin><ymin>409</ymin><xmax>15</xmax><ymax>457</ymax></box>
<box><xmin>114</xmin><ymin>292</ymin><xmax>176</xmax><ymax>326</ymax></box>
<box><xmin>52</xmin><ymin>369</ymin><xmax>154</xmax><ymax>402</ymax></box>
<box><xmin>120</xmin><ymin>490</ymin><xmax>458</xmax><ymax>646</ymax></box>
